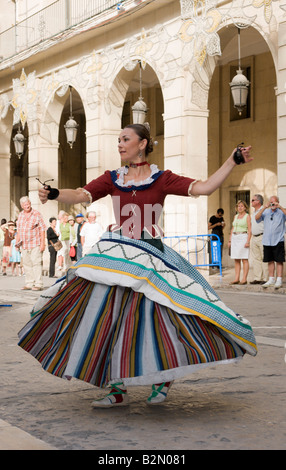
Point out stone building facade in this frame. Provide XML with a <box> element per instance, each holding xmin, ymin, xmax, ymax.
<box><xmin>0</xmin><ymin>0</ymin><xmax>285</xmax><ymax>263</ymax></box>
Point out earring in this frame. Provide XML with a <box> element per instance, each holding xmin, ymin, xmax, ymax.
<box><xmin>138</xmin><ymin>150</ymin><xmax>143</xmax><ymax>158</ymax></box>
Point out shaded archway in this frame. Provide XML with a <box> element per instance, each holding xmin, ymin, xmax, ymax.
<box><xmin>121</xmin><ymin>63</ymin><xmax>164</xmax><ymax>170</ymax></box>
<box><xmin>208</xmin><ymin>24</ymin><xmax>277</xmax><ymax>262</ymax></box>
<box><xmin>10</xmin><ymin>124</ymin><xmax>29</xmax><ymax>218</ymax></box>
<box><xmin>58</xmin><ymin>87</ymin><xmax>86</xmax><ymax>215</ymax></box>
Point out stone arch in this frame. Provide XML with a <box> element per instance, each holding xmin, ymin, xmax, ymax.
<box><xmin>10</xmin><ymin>122</ymin><xmax>29</xmax><ymax>218</ymax></box>
<box><xmin>207</xmin><ymin>23</ymin><xmax>277</xmax><ymax>262</ymax></box>
<box><xmin>37</xmin><ymin>84</ymin><xmax>86</xmax><ymax>216</ymax></box>
<box><xmin>107</xmin><ymin>60</ymin><xmax>165</xmax><ymax>168</ymax></box>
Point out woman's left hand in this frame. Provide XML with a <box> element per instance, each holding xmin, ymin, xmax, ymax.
<box><xmin>232</xmin><ymin>146</ymin><xmax>253</xmax><ymax>165</ymax></box>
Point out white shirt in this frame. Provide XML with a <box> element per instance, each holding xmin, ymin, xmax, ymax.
<box><xmin>251</xmin><ymin>208</ymin><xmax>264</xmax><ymax>236</ymax></box>
<box><xmin>80</xmin><ymin>222</ymin><xmax>103</xmax><ymax>248</ymax></box>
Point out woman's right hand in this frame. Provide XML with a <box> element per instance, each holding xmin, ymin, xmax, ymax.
<box><xmin>38</xmin><ymin>187</ymin><xmax>50</xmax><ymax>204</ymax></box>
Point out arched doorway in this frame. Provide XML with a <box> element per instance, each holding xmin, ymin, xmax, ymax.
<box><xmin>208</xmin><ymin>25</ymin><xmax>277</xmax><ymax>261</ymax></box>
<box><xmin>10</xmin><ymin>124</ymin><xmax>29</xmax><ymax>218</ymax></box>
<box><xmin>58</xmin><ymin>87</ymin><xmax>86</xmax><ymax>216</ymax></box>
<box><xmin>121</xmin><ymin>63</ymin><xmax>164</xmax><ymax>170</ymax></box>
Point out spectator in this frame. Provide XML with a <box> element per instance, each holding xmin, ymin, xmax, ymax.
<box><xmin>208</xmin><ymin>208</ymin><xmax>225</xmax><ymax>263</ymax></box>
<box><xmin>15</xmin><ymin>196</ymin><xmax>46</xmax><ymax>290</ymax></box>
<box><xmin>1</xmin><ymin>221</ymin><xmax>16</xmax><ymax>275</ymax></box>
<box><xmin>75</xmin><ymin>213</ymin><xmax>85</xmax><ymax>260</ymax></box>
<box><xmin>68</xmin><ymin>215</ymin><xmax>77</xmax><ymax>263</ymax></box>
<box><xmin>58</xmin><ymin>212</ymin><xmax>71</xmax><ymax>272</ymax></box>
<box><xmin>55</xmin><ymin>210</ymin><xmax>65</xmax><ymax>271</ymax></box>
<box><xmin>250</xmin><ymin>194</ymin><xmax>268</xmax><ymax>285</ymax></box>
<box><xmin>228</xmin><ymin>200</ymin><xmax>251</xmax><ymax>285</ymax></box>
<box><xmin>0</xmin><ymin>218</ymin><xmax>6</xmax><ymax>274</ymax></box>
<box><xmin>10</xmin><ymin>236</ymin><xmax>21</xmax><ymax>276</ymax></box>
<box><xmin>255</xmin><ymin>196</ymin><xmax>286</xmax><ymax>289</ymax></box>
<box><xmin>47</xmin><ymin>217</ymin><xmax>59</xmax><ymax>278</ymax></box>
<box><xmin>80</xmin><ymin>211</ymin><xmax>103</xmax><ymax>256</ymax></box>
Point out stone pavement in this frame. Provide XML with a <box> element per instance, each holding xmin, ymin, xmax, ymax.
<box><xmin>0</xmin><ymin>268</ymin><xmax>285</xmax><ymax>451</ymax></box>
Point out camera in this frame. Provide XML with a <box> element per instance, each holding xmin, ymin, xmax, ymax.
<box><xmin>233</xmin><ymin>143</ymin><xmax>245</xmax><ymax>165</ymax></box>
<box><xmin>270</xmin><ymin>203</ymin><xmax>275</xmax><ymax>207</ymax></box>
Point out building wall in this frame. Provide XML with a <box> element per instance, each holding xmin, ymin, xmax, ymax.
<box><xmin>0</xmin><ymin>0</ymin><xmax>285</xmax><ymax>267</ymax></box>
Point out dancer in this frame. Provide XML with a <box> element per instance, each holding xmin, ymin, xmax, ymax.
<box><xmin>18</xmin><ymin>125</ymin><xmax>257</xmax><ymax>407</ymax></box>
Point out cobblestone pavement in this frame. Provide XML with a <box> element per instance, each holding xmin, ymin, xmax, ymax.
<box><xmin>0</xmin><ymin>270</ymin><xmax>285</xmax><ymax>451</ymax></box>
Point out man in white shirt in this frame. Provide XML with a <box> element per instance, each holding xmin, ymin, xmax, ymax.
<box><xmin>250</xmin><ymin>194</ymin><xmax>268</xmax><ymax>284</ymax></box>
<box><xmin>80</xmin><ymin>211</ymin><xmax>103</xmax><ymax>256</ymax></box>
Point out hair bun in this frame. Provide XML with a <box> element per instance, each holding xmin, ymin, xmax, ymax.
<box><xmin>143</xmin><ymin>122</ymin><xmax>150</xmax><ymax>133</ymax></box>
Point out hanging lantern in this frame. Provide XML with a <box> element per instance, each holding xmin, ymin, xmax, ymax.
<box><xmin>13</xmin><ymin>128</ymin><xmax>25</xmax><ymax>158</ymax></box>
<box><xmin>229</xmin><ymin>28</ymin><xmax>250</xmax><ymax>115</ymax></box>
<box><xmin>132</xmin><ymin>61</ymin><xmax>148</xmax><ymax>124</ymax></box>
<box><xmin>64</xmin><ymin>86</ymin><xmax>78</xmax><ymax>149</ymax></box>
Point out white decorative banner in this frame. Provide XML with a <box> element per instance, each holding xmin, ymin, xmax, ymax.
<box><xmin>0</xmin><ymin>0</ymin><xmax>284</xmax><ymax>124</ymax></box>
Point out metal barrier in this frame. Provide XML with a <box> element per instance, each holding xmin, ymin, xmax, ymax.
<box><xmin>163</xmin><ymin>234</ymin><xmax>222</xmax><ymax>276</ymax></box>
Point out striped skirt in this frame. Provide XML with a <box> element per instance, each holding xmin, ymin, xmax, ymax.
<box><xmin>18</xmin><ymin>232</ymin><xmax>257</xmax><ymax>388</ymax></box>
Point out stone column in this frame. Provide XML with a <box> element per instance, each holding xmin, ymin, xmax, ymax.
<box><xmin>163</xmin><ymin>73</ymin><xmax>209</xmax><ymax>239</ymax></box>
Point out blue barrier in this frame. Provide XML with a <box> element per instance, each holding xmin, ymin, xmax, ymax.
<box><xmin>163</xmin><ymin>234</ymin><xmax>222</xmax><ymax>276</ymax></box>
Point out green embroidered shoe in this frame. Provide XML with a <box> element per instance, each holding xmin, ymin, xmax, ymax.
<box><xmin>146</xmin><ymin>381</ymin><xmax>173</xmax><ymax>405</ymax></box>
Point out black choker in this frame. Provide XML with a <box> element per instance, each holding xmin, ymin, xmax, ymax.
<box><xmin>128</xmin><ymin>161</ymin><xmax>149</xmax><ymax>168</ymax></box>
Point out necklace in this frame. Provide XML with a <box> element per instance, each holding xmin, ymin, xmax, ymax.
<box><xmin>128</xmin><ymin>161</ymin><xmax>149</xmax><ymax>168</ymax></box>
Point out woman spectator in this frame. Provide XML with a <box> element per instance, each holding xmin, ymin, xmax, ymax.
<box><xmin>1</xmin><ymin>221</ymin><xmax>16</xmax><ymax>275</ymax></box>
<box><xmin>228</xmin><ymin>200</ymin><xmax>251</xmax><ymax>285</ymax></box>
<box><xmin>59</xmin><ymin>212</ymin><xmax>71</xmax><ymax>272</ymax></box>
<box><xmin>68</xmin><ymin>215</ymin><xmax>77</xmax><ymax>263</ymax></box>
<box><xmin>47</xmin><ymin>217</ymin><xmax>60</xmax><ymax>278</ymax></box>
<box><xmin>0</xmin><ymin>218</ymin><xmax>6</xmax><ymax>274</ymax></box>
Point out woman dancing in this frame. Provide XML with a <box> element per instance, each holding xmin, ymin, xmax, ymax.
<box><xmin>18</xmin><ymin>124</ymin><xmax>257</xmax><ymax>407</ymax></box>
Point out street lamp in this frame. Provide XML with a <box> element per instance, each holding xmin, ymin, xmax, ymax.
<box><xmin>132</xmin><ymin>61</ymin><xmax>148</xmax><ymax>124</ymax></box>
<box><xmin>230</xmin><ymin>28</ymin><xmax>250</xmax><ymax>115</ymax></box>
<box><xmin>13</xmin><ymin>126</ymin><xmax>25</xmax><ymax>158</ymax></box>
<box><xmin>64</xmin><ymin>86</ymin><xmax>78</xmax><ymax>149</ymax></box>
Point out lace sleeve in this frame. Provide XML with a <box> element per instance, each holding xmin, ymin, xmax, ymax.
<box><xmin>76</xmin><ymin>187</ymin><xmax>93</xmax><ymax>206</ymax></box>
<box><xmin>188</xmin><ymin>180</ymin><xmax>200</xmax><ymax>198</ymax></box>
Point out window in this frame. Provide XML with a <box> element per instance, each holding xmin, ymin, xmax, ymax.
<box><xmin>230</xmin><ymin>190</ymin><xmax>250</xmax><ymax>222</ymax></box>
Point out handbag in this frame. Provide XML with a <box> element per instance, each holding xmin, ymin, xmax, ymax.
<box><xmin>50</xmin><ymin>239</ymin><xmax>63</xmax><ymax>251</ymax></box>
<box><xmin>69</xmin><ymin>245</ymin><xmax>76</xmax><ymax>258</ymax></box>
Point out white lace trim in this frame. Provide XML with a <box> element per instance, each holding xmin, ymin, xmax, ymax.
<box><xmin>115</xmin><ymin>164</ymin><xmax>160</xmax><ymax>188</ymax></box>
<box><xmin>76</xmin><ymin>187</ymin><xmax>92</xmax><ymax>206</ymax></box>
<box><xmin>188</xmin><ymin>179</ymin><xmax>200</xmax><ymax>198</ymax></box>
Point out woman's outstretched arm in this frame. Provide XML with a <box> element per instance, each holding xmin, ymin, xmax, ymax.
<box><xmin>38</xmin><ymin>187</ymin><xmax>90</xmax><ymax>205</ymax></box>
<box><xmin>190</xmin><ymin>146</ymin><xmax>252</xmax><ymax>197</ymax></box>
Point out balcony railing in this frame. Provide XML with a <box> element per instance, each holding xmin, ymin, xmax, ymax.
<box><xmin>0</xmin><ymin>0</ymin><xmax>125</xmax><ymax>62</ymax></box>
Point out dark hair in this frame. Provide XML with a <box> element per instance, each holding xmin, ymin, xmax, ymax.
<box><xmin>217</xmin><ymin>208</ymin><xmax>224</xmax><ymax>215</ymax></box>
<box><xmin>49</xmin><ymin>217</ymin><xmax>57</xmax><ymax>223</ymax></box>
<box><xmin>124</xmin><ymin>124</ymin><xmax>154</xmax><ymax>156</ymax></box>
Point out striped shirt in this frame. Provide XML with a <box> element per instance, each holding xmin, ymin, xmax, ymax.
<box><xmin>17</xmin><ymin>209</ymin><xmax>46</xmax><ymax>250</ymax></box>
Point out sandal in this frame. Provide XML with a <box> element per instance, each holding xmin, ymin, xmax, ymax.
<box><xmin>91</xmin><ymin>382</ymin><xmax>129</xmax><ymax>408</ymax></box>
<box><xmin>147</xmin><ymin>381</ymin><xmax>173</xmax><ymax>405</ymax></box>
